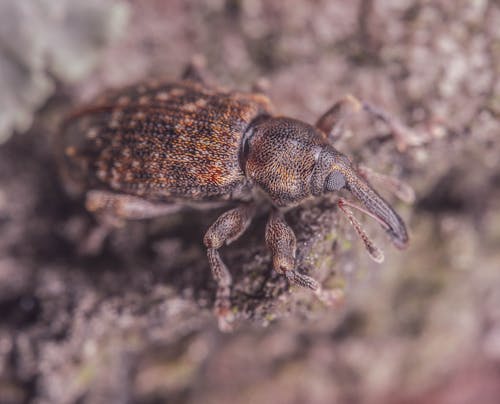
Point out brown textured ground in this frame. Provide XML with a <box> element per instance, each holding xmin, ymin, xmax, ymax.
<box><xmin>1</xmin><ymin>1</ymin><xmax>499</xmax><ymax>403</ymax></box>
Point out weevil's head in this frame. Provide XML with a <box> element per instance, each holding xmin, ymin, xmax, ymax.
<box><xmin>242</xmin><ymin>116</ymin><xmax>408</xmax><ymax>248</ymax></box>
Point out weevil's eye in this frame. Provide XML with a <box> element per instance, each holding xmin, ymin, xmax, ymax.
<box><xmin>325</xmin><ymin>170</ymin><xmax>346</xmax><ymax>192</ymax></box>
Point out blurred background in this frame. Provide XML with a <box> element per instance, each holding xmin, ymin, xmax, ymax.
<box><xmin>0</xmin><ymin>0</ymin><xmax>499</xmax><ymax>403</ymax></box>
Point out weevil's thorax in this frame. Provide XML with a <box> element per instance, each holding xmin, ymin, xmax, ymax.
<box><xmin>61</xmin><ymin>80</ymin><xmax>272</xmax><ymax>203</ymax></box>
<box><xmin>242</xmin><ymin>117</ymin><xmax>331</xmax><ymax>207</ymax></box>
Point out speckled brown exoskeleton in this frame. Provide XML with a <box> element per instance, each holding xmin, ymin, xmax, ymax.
<box><xmin>60</xmin><ymin>62</ymin><xmax>411</xmax><ymax>330</ymax></box>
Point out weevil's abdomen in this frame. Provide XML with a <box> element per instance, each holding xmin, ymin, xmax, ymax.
<box><xmin>62</xmin><ymin>81</ymin><xmax>272</xmax><ymax>202</ymax></box>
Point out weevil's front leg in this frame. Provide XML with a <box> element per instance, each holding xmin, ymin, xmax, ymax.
<box><xmin>359</xmin><ymin>101</ymin><xmax>422</xmax><ymax>151</ymax></box>
<box><xmin>315</xmin><ymin>94</ymin><xmax>362</xmax><ymax>142</ymax></box>
<box><xmin>203</xmin><ymin>203</ymin><xmax>256</xmax><ymax>331</ymax></box>
<box><xmin>265</xmin><ymin>210</ymin><xmax>343</xmax><ymax>306</ymax></box>
<box><xmin>316</xmin><ymin>94</ymin><xmax>420</xmax><ymax>151</ymax></box>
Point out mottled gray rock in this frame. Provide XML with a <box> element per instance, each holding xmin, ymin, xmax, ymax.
<box><xmin>0</xmin><ymin>0</ymin><xmax>128</xmax><ymax>143</ymax></box>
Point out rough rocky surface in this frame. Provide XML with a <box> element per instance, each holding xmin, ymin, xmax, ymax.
<box><xmin>0</xmin><ymin>1</ymin><xmax>499</xmax><ymax>403</ymax></box>
<box><xmin>0</xmin><ymin>0</ymin><xmax>129</xmax><ymax>143</ymax></box>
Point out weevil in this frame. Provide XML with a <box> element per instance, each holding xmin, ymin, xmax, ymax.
<box><xmin>60</xmin><ymin>62</ymin><xmax>409</xmax><ymax>330</ymax></box>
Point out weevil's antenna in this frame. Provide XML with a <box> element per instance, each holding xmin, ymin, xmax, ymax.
<box><xmin>337</xmin><ymin>198</ymin><xmax>384</xmax><ymax>263</ymax></box>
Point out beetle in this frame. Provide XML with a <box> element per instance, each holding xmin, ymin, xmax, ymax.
<box><xmin>60</xmin><ymin>62</ymin><xmax>409</xmax><ymax>330</ymax></box>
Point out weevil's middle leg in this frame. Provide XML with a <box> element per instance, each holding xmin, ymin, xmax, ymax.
<box><xmin>203</xmin><ymin>203</ymin><xmax>256</xmax><ymax>331</ymax></box>
<box><xmin>265</xmin><ymin>210</ymin><xmax>343</xmax><ymax>306</ymax></box>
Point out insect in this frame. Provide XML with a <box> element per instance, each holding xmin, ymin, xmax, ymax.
<box><xmin>61</xmin><ymin>62</ymin><xmax>410</xmax><ymax>330</ymax></box>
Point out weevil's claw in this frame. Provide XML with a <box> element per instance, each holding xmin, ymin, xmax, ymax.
<box><xmin>214</xmin><ymin>297</ymin><xmax>235</xmax><ymax>332</ymax></box>
<box><xmin>344</xmin><ymin>94</ymin><xmax>363</xmax><ymax>111</ymax></box>
<box><xmin>215</xmin><ymin>305</ymin><xmax>235</xmax><ymax>332</ymax></box>
<box><xmin>77</xmin><ymin>225</ymin><xmax>110</xmax><ymax>256</ymax></box>
<box><xmin>214</xmin><ymin>287</ymin><xmax>235</xmax><ymax>332</ymax></box>
<box><xmin>391</xmin><ymin>180</ymin><xmax>416</xmax><ymax>205</ymax></box>
<box><xmin>285</xmin><ymin>270</ymin><xmax>344</xmax><ymax>308</ymax></box>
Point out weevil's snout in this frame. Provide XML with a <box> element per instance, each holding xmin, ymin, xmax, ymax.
<box><xmin>311</xmin><ymin>147</ymin><xmax>408</xmax><ymax>248</ymax></box>
<box><xmin>344</xmin><ymin>168</ymin><xmax>409</xmax><ymax>249</ymax></box>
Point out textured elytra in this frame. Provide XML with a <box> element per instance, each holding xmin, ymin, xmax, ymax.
<box><xmin>62</xmin><ymin>80</ymin><xmax>272</xmax><ymax>202</ymax></box>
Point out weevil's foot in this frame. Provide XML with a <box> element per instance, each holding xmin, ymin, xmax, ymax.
<box><xmin>315</xmin><ymin>287</ymin><xmax>345</xmax><ymax>308</ymax></box>
<box><xmin>285</xmin><ymin>270</ymin><xmax>345</xmax><ymax>308</ymax></box>
<box><xmin>77</xmin><ymin>225</ymin><xmax>110</xmax><ymax>256</ymax></box>
<box><xmin>215</xmin><ymin>305</ymin><xmax>235</xmax><ymax>332</ymax></box>
<box><xmin>285</xmin><ymin>270</ymin><xmax>321</xmax><ymax>291</ymax></box>
<box><xmin>214</xmin><ymin>286</ymin><xmax>235</xmax><ymax>332</ymax></box>
<box><xmin>285</xmin><ymin>271</ymin><xmax>345</xmax><ymax>307</ymax></box>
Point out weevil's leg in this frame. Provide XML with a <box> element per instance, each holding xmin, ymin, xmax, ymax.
<box><xmin>78</xmin><ymin>221</ymin><xmax>115</xmax><ymax>256</ymax></box>
<box><xmin>203</xmin><ymin>203</ymin><xmax>256</xmax><ymax>331</ymax></box>
<box><xmin>316</xmin><ymin>95</ymin><xmax>420</xmax><ymax>150</ymax></box>
<box><xmin>357</xmin><ymin>164</ymin><xmax>416</xmax><ymax>204</ymax></box>
<box><xmin>251</xmin><ymin>77</ymin><xmax>270</xmax><ymax>94</ymax></box>
<box><xmin>265</xmin><ymin>210</ymin><xmax>343</xmax><ymax>306</ymax></box>
<box><xmin>315</xmin><ymin>94</ymin><xmax>363</xmax><ymax>142</ymax></box>
<box><xmin>359</xmin><ymin>101</ymin><xmax>421</xmax><ymax>151</ymax></box>
<box><xmin>86</xmin><ymin>190</ymin><xmax>181</xmax><ymax>220</ymax></box>
<box><xmin>337</xmin><ymin>198</ymin><xmax>384</xmax><ymax>263</ymax></box>
<box><xmin>80</xmin><ymin>190</ymin><xmax>181</xmax><ymax>255</ymax></box>
<box><xmin>181</xmin><ymin>55</ymin><xmax>208</xmax><ymax>84</ymax></box>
